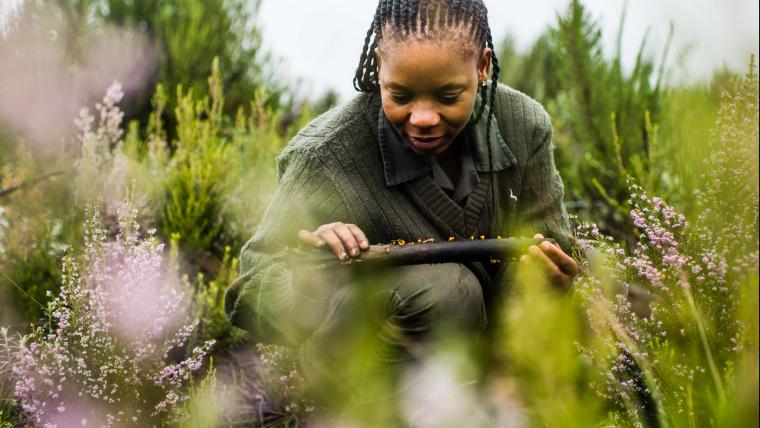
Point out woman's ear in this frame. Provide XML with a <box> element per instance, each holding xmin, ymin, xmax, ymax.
<box><xmin>478</xmin><ymin>48</ymin><xmax>492</xmax><ymax>82</ymax></box>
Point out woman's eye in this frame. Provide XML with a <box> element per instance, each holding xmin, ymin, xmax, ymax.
<box><xmin>391</xmin><ymin>94</ymin><xmax>411</xmax><ymax>104</ymax></box>
<box><xmin>438</xmin><ymin>94</ymin><xmax>461</xmax><ymax>105</ymax></box>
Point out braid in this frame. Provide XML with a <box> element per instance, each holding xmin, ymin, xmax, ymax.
<box><xmin>419</xmin><ymin>0</ymin><xmax>428</xmax><ymax>32</ymax></box>
<box><xmin>392</xmin><ymin>1</ymin><xmax>402</xmax><ymax>32</ymax></box>
<box><xmin>354</xmin><ymin>0</ymin><xmax>387</xmax><ymax>92</ymax></box>
<box><xmin>485</xmin><ymin>25</ymin><xmax>501</xmax><ymax>228</ymax></box>
<box><xmin>353</xmin><ymin>23</ymin><xmax>375</xmax><ymax>92</ymax></box>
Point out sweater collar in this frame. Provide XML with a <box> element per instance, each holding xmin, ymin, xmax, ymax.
<box><xmin>377</xmin><ymin>97</ymin><xmax>516</xmax><ymax>188</ymax></box>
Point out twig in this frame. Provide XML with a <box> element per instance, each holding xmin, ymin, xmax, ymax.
<box><xmin>0</xmin><ymin>170</ymin><xmax>67</xmax><ymax>198</ymax></box>
<box><xmin>284</xmin><ymin>237</ymin><xmax>552</xmax><ymax>270</ymax></box>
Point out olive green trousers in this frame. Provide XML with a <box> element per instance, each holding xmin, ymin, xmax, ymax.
<box><xmin>297</xmin><ymin>263</ymin><xmax>487</xmax><ymax>398</ymax></box>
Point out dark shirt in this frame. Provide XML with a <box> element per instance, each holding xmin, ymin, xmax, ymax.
<box><xmin>378</xmin><ymin>106</ymin><xmax>514</xmax><ymax>205</ymax></box>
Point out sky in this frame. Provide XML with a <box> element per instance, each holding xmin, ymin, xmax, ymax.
<box><xmin>257</xmin><ymin>0</ymin><xmax>759</xmax><ymax>101</ymax></box>
<box><xmin>0</xmin><ymin>0</ymin><xmax>23</xmax><ymax>35</ymax></box>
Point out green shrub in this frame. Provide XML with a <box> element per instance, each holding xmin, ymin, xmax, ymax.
<box><xmin>0</xmin><ymin>149</ymin><xmax>76</xmax><ymax>325</ymax></box>
<box><xmin>499</xmin><ymin>0</ymin><xmax>671</xmax><ymax>244</ymax></box>
<box><xmin>135</xmin><ymin>59</ymin><xmax>295</xmax><ymax>260</ymax></box>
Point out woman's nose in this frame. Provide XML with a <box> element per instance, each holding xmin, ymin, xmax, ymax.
<box><xmin>409</xmin><ymin>104</ymin><xmax>440</xmax><ymax>129</ymax></box>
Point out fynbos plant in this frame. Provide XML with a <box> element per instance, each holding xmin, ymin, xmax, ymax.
<box><xmin>574</xmin><ymin>59</ymin><xmax>759</xmax><ymax>426</ymax></box>
<box><xmin>12</xmin><ymin>203</ymin><xmax>214</xmax><ymax>427</ymax></box>
<box><xmin>75</xmin><ymin>82</ymin><xmax>131</xmax><ymax>214</ymax></box>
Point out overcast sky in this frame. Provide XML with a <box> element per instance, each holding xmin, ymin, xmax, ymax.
<box><xmin>258</xmin><ymin>0</ymin><xmax>759</xmax><ymax>101</ymax></box>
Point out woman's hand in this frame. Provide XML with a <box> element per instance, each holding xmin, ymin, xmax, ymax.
<box><xmin>520</xmin><ymin>233</ymin><xmax>579</xmax><ymax>291</ymax></box>
<box><xmin>298</xmin><ymin>223</ymin><xmax>370</xmax><ymax>261</ymax></box>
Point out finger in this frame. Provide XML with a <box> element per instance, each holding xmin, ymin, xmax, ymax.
<box><xmin>347</xmin><ymin>224</ymin><xmax>369</xmax><ymax>250</ymax></box>
<box><xmin>529</xmin><ymin>245</ymin><xmax>570</xmax><ymax>288</ymax></box>
<box><xmin>334</xmin><ymin>223</ymin><xmax>361</xmax><ymax>257</ymax></box>
<box><xmin>519</xmin><ymin>253</ymin><xmax>552</xmax><ymax>285</ymax></box>
<box><xmin>316</xmin><ymin>228</ymin><xmax>349</xmax><ymax>261</ymax></box>
<box><xmin>533</xmin><ymin>233</ymin><xmax>545</xmax><ymax>241</ymax></box>
<box><xmin>298</xmin><ymin>229</ymin><xmax>325</xmax><ymax>247</ymax></box>
<box><xmin>538</xmin><ymin>241</ymin><xmax>579</xmax><ymax>277</ymax></box>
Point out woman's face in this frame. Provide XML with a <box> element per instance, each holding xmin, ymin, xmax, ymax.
<box><xmin>376</xmin><ymin>33</ymin><xmax>491</xmax><ymax>157</ymax></box>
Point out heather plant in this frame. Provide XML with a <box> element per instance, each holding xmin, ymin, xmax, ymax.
<box><xmin>0</xmin><ymin>328</ymin><xmax>23</xmax><ymax>427</ymax></box>
<box><xmin>252</xmin><ymin>343</ymin><xmax>314</xmax><ymax>424</ymax></box>
<box><xmin>570</xmin><ymin>60</ymin><xmax>759</xmax><ymax>426</ymax></box>
<box><xmin>178</xmin><ymin>239</ymin><xmax>249</xmax><ymax>351</ymax></box>
<box><xmin>11</xmin><ymin>203</ymin><xmax>214</xmax><ymax>427</ymax></box>
<box><xmin>0</xmin><ymin>80</ymin><xmax>137</xmax><ymax>326</ymax></box>
<box><xmin>75</xmin><ymin>81</ymin><xmax>132</xmax><ymax>214</ymax></box>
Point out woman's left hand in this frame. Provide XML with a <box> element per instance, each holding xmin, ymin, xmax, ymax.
<box><xmin>520</xmin><ymin>233</ymin><xmax>579</xmax><ymax>291</ymax></box>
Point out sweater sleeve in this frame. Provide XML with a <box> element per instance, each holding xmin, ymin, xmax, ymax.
<box><xmin>516</xmin><ymin>110</ymin><xmax>574</xmax><ymax>254</ymax></box>
<box><xmin>224</xmin><ymin>148</ymin><xmax>348</xmax><ymax>345</ymax></box>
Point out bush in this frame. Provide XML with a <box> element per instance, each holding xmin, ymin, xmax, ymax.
<box><xmin>500</xmin><ymin>0</ymin><xmax>671</xmax><ymax>243</ymax></box>
<box><xmin>570</xmin><ymin>59</ymin><xmax>758</xmax><ymax>426</ymax></box>
<box><xmin>11</xmin><ymin>204</ymin><xmax>214</xmax><ymax>427</ymax></box>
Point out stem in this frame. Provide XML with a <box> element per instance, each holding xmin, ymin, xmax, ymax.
<box><xmin>0</xmin><ymin>170</ymin><xmax>66</xmax><ymax>198</ymax></box>
<box><xmin>592</xmin><ymin>296</ymin><xmax>670</xmax><ymax>427</ymax></box>
<box><xmin>687</xmin><ymin>383</ymin><xmax>697</xmax><ymax>428</ymax></box>
<box><xmin>683</xmin><ymin>285</ymin><xmax>726</xmax><ymax>401</ymax></box>
<box><xmin>0</xmin><ymin>271</ymin><xmax>45</xmax><ymax>310</ymax></box>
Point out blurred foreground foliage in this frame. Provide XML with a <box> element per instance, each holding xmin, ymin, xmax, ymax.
<box><xmin>25</xmin><ymin>0</ymin><xmax>286</xmax><ymax>125</ymax></box>
<box><xmin>0</xmin><ymin>0</ymin><xmax>757</xmax><ymax>426</ymax></box>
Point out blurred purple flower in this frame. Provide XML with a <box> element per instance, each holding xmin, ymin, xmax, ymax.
<box><xmin>0</xmin><ymin>9</ymin><xmax>155</xmax><ymax>154</ymax></box>
<box><xmin>12</xmin><ymin>203</ymin><xmax>213</xmax><ymax>427</ymax></box>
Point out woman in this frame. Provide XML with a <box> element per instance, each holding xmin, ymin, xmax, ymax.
<box><xmin>225</xmin><ymin>0</ymin><xmax>578</xmax><ymax>385</ymax></box>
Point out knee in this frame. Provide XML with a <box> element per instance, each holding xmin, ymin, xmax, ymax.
<box><xmin>392</xmin><ymin>263</ymin><xmax>487</xmax><ymax>332</ymax></box>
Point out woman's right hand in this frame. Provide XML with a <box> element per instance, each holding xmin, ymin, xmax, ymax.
<box><xmin>298</xmin><ymin>222</ymin><xmax>370</xmax><ymax>261</ymax></box>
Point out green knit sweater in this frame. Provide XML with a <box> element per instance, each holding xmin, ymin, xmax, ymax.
<box><xmin>225</xmin><ymin>84</ymin><xmax>572</xmax><ymax>343</ymax></box>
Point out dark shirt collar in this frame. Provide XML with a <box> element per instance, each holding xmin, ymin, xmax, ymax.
<box><xmin>377</xmin><ymin>97</ymin><xmax>516</xmax><ymax>190</ymax></box>
<box><xmin>429</xmin><ymin>137</ymin><xmax>481</xmax><ymax>203</ymax></box>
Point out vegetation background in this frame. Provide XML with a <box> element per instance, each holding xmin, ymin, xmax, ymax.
<box><xmin>0</xmin><ymin>0</ymin><xmax>757</xmax><ymax>427</ymax></box>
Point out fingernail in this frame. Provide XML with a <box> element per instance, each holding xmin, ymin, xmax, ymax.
<box><xmin>360</xmin><ymin>240</ymin><xmax>369</xmax><ymax>248</ymax></box>
<box><xmin>317</xmin><ymin>240</ymin><xmax>325</xmax><ymax>247</ymax></box>
<box><xmin>351</xmin><ymin>248</ymin><xmax>360</xmax><ymax>256</ymax></box>
<box><xmin>541</xmin><ymin>242</ymin><xmax>552</xmax><ymax>250</ymax></box>
<box><xmin>529</xmin><ymin>246</ymin><xmax>540</xmax><ymax>255</ymax></box>
<box><xmin>340</xmin><ymin>252</ymin><xmax>348</xmax><ymax>260</ymax></box>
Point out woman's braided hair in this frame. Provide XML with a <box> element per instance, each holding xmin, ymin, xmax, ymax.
<box><xmin>354</xmin><ymin>0</ymin><xmax>502</xmax><ymax>230</ymax></box>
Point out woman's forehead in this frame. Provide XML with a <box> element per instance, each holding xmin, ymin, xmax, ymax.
<box><xmin>378</xmin><ymin>40</ymin><xmax>480</xmax><ymax>89</ymax></box>
<box><xmin>379</xmin><ymin>35</ymin><xmax>481</xmax><ymax>66</ymax></box>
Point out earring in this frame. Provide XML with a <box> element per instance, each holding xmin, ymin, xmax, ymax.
<box><xmin>481</xmin><ymin>80</ymin><xmax>487</xmax><ymax>87</ymax></box>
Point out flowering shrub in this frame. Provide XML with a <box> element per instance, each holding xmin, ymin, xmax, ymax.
<box><xmin>254</xmin><ymin>343</ymin><xmax>313</xmax><ymax>420</ymax></box>
<box><xmin>172</xmin><ymin>344</ymin><xmax>313</xmax><ymax>427</ymax></box>
<box><xmin>75</xmin><ymin>82</ymin><xmax>131</xmax><ymax>214</ymax></box>
<box><xmin>0</xmin><ymin>327</ymin><xmax>23</xmax><ymax>426</ymax></box>
<box><xmin>573</xmin><ymin>60</ymin><xmax>759</xmax><ymax>426</ymax></box>
<box><xmin>12</xmin><ymin>204</ymin><xmax>214</xmax><ymax>427</ymax></box>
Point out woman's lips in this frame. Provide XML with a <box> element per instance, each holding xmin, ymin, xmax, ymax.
<box><xmin>407</xmin><ymin>135</ymin><xmax>449</xmax><ymax>151</ymax></box>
